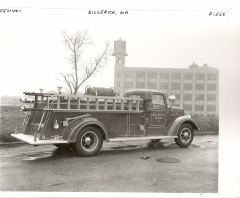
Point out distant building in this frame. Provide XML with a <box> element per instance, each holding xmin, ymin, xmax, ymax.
<box><xmin>112</xmin><ymin>38</ymin><xmax>219</xmax><ymax>117</ymax></box>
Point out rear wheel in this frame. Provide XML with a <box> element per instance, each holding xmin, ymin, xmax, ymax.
<box><xmin>73</xmin><ymin>126</ymin><xmax>103</xmax><ymax>157</ymax></box>
<box><xmin>151</xmin><ymin>139</ymin><xmax>161</xmax><ymax>142</ymax></box>
<box><xmin>174</xmin><ymin>124</ymin><xmax>194</xmax><ymax>147</ymax></box>
<box><xmin>54</xmin><ymin>144</ymin><xmax>72</xmax><ymax>150</ymax></box>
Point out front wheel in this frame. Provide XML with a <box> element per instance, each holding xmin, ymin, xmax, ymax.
<box><xmin>73</xmin><ymin>126</ymin><xmax>103</xmax><ymax>157</ymax></box>
<box><xmin>174</xmin><ymin>124</ymin><xmax>194</xmax><ymax>147</ymax></box>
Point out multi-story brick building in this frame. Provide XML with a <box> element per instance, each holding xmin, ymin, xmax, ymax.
<box><xmin>112</xmin><ymin>38</ymin><xmax>219</xmax><ymax>117</ymax></box>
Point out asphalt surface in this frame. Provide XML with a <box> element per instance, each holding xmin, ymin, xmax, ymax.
<box><xmin>0</xmin><ymin>135</ymin><xmax>218</xmax><ymax>193</ymax></box>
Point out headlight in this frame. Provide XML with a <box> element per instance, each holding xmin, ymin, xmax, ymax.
<box><xmin>186</xmin><ymin>114</ymin><xmax>191</xmax><ymax>118</ymax></box>
<box><xmin>53</xmin><ymin>120</ymin><xmax>59</xmax><ymax>130</ymax></box>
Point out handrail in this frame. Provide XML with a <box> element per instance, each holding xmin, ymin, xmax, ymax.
<box><xmin>22</xmin><ymin>97</ymin><xmax>35</xmax><ymax>125</ymax></box>
<box><xmin>23</xmin><ymin>93</ymin><xmax>143</xmax><ymax>111</ymax></box>
<box><xmin>23</xmin><ymin>93</ymin><xmax>143</xmax><ymax>101</ymax></box>
<box><xmin>42</xmin><ymin>93</ymin><xmax>142</xmax><ymax>101</ymax></box>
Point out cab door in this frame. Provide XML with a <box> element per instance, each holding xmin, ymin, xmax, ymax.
<box><xmin>146</xmin><ymin>94</ymin><xmax>167</xmax><ymax>136</ymax></box>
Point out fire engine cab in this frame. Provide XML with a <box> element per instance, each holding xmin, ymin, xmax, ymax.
<box><xmin>11</xmin><ymin>86</ymin><xmax>200</xmax><ymax>157</ymax></box>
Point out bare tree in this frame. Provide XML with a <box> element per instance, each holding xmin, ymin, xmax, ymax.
<box><xmin>56</xmin><ymin>29</ymin><xmax>111</xmax><ymax>95</ymax></box>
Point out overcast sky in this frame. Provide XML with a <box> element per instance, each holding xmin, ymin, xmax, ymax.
<box><xmin>1</xmin><ymin>0</ymin><xmax>239</xmax><ymax>96</ymax></box>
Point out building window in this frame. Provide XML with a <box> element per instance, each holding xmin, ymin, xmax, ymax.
<box><xmin>118</xmin><ymin>58</ymin><xmax>121</xmax><ymax>64</ymax></box>
<box><xmin>196</xmin><ymin>94</ymin><xmax>204</xmax><ymax>101</ymax></box>
<box><xmin>173</xmin><ymin>94</ymin><xmax>180</xmax><ymax>101</ymax></box>
<box><xmin>184</xmin><ymin>104</ymin><xmax>192</xmax><ymax>111</ymax></box>
<box><xmin>172</xmin><ymin>73</ymin><xmax>181</xmax><ymax>79</ymax></box>
<box><xmin>184</xmin><ymin>73</ymin><xmax>192</xmax><ymax>80</ymax></box>
<box><xmin>208</xmin><ymin>74</ymin><xmax>217</xmax><ymax>80</ymax></box>
<box><xmin>184</xmin><ymin>84</ymin><xmax>192</xmax><ymax>90</ymax></box>
<box><xmin>136</xmin><ymin>72</ymin><xmax>145</xmax><ymax>80</ymax></box>
<box><xmin>195</xmin><ymin>105</ymin><xmax>204</xmax><ymax>111</ymax></box>
<box><xmin>117</xmin><ymin>72</ymin><xmax>121</xmax><ymax>79</ymax></box>
<box><xmin>172</xmin><ymin>83</ymin><xmax>180</xmax><ymax>90</ymax></box>
<box><xmin>148</xmin><ymin>82</ymin><xmax>157</xmax><ymax>89</ymax></box>
<box><xmin>136</xmin><ymin>82</ymin><xmax>145</xmax><ymax>88</ymax></box>
<box><xmin>183</xmin><ymin>94</ymin><xmax>192</xmax><ymax>100</ymax></box>
<box><xmin>207</xmin><ymin>105</ymin><xmax>216</xmax><ymax>111</ymax></box>
<box><xmin>196</xmin><ymin>84</ymin><xmax>204</xmax><ymax>90</ymax></box>
<box><xmin>160</xmin><ymin>73</ymin><xmax>169</xmax><ymax>79</ymax></box>
<box><xmin>208</xmin><ymin>84</ymin><xmax>216</xmax><ymax>91</ymax></box>
<box><xmin>159</xmin><ymin>83</ymin><xmax>168</xmax><ymax>90</ymax></box>
<box><xmin>207</xmin><ymin>94</ymin><xmax>216</xmax><ymax>101</ymax></box>
<box><xmin>196</xmin><ymin>73</ymin><xmax>204</xmax><ymax>80</ymax></box>
<box><xmin>125</xmin><ymin>82</ymin><xmax>133</xmax><ymax>88</ymax></box>
<box><xmin>148</xmin><ymin>72</ymin><xmax>157</xmax><ymax>79</ymax></box>
<box><xmin>125</xmin><ymin>71</ymin><xmax>134</xmax><ymax>78</ymax></box>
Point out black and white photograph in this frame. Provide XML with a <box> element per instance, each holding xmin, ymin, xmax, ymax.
<box><xmin>0</xmin><ymin>0</ymin><xmax>240</xmax><ymax>197</ymax></box>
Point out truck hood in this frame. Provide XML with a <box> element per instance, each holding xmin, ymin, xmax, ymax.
<box><xmin>171</xmin><ymin>106</ymin><xmax>184</xmax><ymax>111</ymax></box>
<box><xmin>170</xmin><ymin>106</ymin><xmax>184</xmax><ymax>115</ymax></box>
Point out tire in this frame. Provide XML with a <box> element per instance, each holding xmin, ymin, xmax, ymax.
<box><xmin>73</xmin><ymin>126</ymin><xmax>103</xmax><ymax>157</ymax></box>
<box><xmin>54</xmin><ymin>144</ymin><xmax>72</xmax><ymax>150</ymax></box>
<box><xmin>174</xmin><ymin>124</ymin><xmax>194</xmax><ymax>147</ymax></box>
<box><xmin>151</xmin><ymin>139</ymin><xmax>161</xmax><ymax>142</ymax></box>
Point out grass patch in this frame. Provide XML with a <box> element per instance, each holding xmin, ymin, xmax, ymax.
<box><xmin>0</xmin><ymin>105</ymin><xmax>26</xmax><ymax>142</ymax></box>
<box><xmin>192</xmin><ymin>115</ymin><xmax>219</xmax><ymax>133</ymax></box>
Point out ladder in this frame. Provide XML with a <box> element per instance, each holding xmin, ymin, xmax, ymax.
<box><xmin>43</xmin><ymin>94</ymin><xmax>143</xmax><ymax>112</ymax></box>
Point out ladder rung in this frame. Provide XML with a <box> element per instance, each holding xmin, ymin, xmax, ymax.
<box><xmin>30</xmin><ymin>123</ymin><xmax>44</xmax><ymax>128</ymax></box>
<box><xmin>52</xmin><ymin>96</ymin><xmax>142</xmax><ymax>111</ymax></box>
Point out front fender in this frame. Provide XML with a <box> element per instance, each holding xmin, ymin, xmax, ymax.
<box><xmin>165</xmin><ymin>115</ymin><xmax>199</xmax><ymax>136</ymax></box>
<box><xmin>64</xmin><ymin>118</ymin><xmax>108</xmax><ymax>143</ymax></box>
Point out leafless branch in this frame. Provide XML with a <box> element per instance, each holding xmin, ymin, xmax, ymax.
<box><xmin>61</xmin><ymin>73</ymin><xmax>73</xmax><ymax>94</ymax></box>
<box><xmin>58</xmin><ymin>30</ymin><xmax>110</xmax><ymax>95</ymax></box>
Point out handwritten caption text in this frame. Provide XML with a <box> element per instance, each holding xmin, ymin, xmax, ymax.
<box><xmin>88</xmin><ymin>10</ymin><xmax>128</xmax><ymax>15</ymax></box>
<box><xmin>0</xmin><ymin>9</ymin><xmax>21</xmax><ymax>13</ymax></box>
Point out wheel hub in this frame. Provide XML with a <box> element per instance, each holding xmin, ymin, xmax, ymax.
<box><xmin>84</xmin><ymin>137</ymin><xmax>91</xmax><ymax>145</ymax></box>
<box><xmin>184</xmin><ymin>132</ymin><xmax>189</xmax><ymax>139</ymax></box>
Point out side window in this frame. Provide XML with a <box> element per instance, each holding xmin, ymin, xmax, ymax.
<box><xmin>118</xmin><ymin>58</ymin><xmax>121</xmax><ymax>64</ymax></box>
<box><xmin>152</xmin><ymin>94</ymin><xmax>165</xmax><ymax>109</ymax></box>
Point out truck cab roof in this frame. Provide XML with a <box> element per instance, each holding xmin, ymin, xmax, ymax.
<box><xmin>124</xmin><ymin>89</ymin><xmax>165</xmax><ymax>100</ymax></box>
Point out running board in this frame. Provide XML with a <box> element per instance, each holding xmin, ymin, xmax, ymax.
<box><xmin>108</xmin><ymin>136</ymin><xmax>177</xmax><ymax>142</ymax></box>
<box><xmin>11</xmin><ymin>134</ymin><xmax>68</xmax><ymax>145</ymax></box>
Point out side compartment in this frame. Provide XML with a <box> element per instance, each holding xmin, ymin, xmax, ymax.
<box><xmin>65</xmin><ymin>113</ymin><xmax>129</xmax><ymax>141</ymax></box>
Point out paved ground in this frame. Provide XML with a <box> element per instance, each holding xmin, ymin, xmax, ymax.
<box><xmin>0</xmin><ymin>135</ymin><xmax>218</xmax><ymax>193</ymax></box>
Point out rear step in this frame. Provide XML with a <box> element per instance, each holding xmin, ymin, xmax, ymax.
<box><xmin>30</xmin><ymin>123</ymin><xmax>45</xmax><ymax>128</ymax></box>
<box><xmin>11</xmin><ymin>134</ymin><xmax>68</xmax><ymax>145</ymax></box>
<box><xmin>108</xmin><ymin>136</ymin><xmax>177</xmax><ymax>142</ymax></box>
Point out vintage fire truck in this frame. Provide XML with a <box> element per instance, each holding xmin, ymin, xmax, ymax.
<box><xmin>11</xmin><ymin>86</ymin><xmax>200</xmax><ymax>157</ymax></box>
